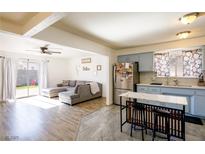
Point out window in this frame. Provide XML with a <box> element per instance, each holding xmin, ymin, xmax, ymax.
<box><xmin>182</xmin><ymin>49</ymin><xmax>202</xmax><ymax>77</ymax></box>
<box><xmin>154</xmin><ymin>48</ymin><xmax>202</xmax><ymax>78</ymax></box>
<box><xmin>16</xmin><ymin>59</ymin><xmax>40</xmax><ymax>98</ymax></box>
<box><xmin>153</xmin><ymin>52</ymin><xmax>170</xmax><ymax>77</ymax></box>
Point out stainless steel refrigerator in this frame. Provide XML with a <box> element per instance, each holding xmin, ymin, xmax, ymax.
<box><xmin>113</xmin><ymin>62</ymin><xmax>140</xmax><ymax>105</ymax></box>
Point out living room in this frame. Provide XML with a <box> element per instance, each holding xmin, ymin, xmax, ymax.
<box><xmin>0</xmin><ymin>30</ymin><xmax>109</xmax><ymax>102</ymax></box>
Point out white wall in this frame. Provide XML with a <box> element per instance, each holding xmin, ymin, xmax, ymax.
<box><xmin>67</xmin><ymin>55</ymin><xmax>108</xmax><ymax>97</ymax></box>
<box><xmin>0</xmin><ymin>51</ymin><xmax>70</xmax><ymax>92</ymax></box>
<box><xmin>47</xmin><ymin>58</ymin><xmax>70</xmax><ymax>87</ymax></box>
<box><xmin>0</xmin><ymin>58</ymin><xmax>3</xmax><ymax>101</ymax></box>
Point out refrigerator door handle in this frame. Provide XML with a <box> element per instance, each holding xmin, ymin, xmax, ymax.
<box><xmin>114</xmin><ymin>66</ymin><xmax>116</xmax><ymax>84</ymax></box>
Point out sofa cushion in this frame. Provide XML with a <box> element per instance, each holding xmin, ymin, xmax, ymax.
<box><xmin>62</xmin><ymin>80</ymin><xmax>69</xmax><ymax>86</ymax></box>
<box><xmin>42</xmin><ymin>87</ymin><xmax>67</xmax><ymax>93</ymax></box>
<box><xmin>74</xmin><ymin>85</ymin><xmax>80</xmax><ymax>94</ymax></box>
<box><xmin>59</xmin><ymin>91</ymin><xmax>79</xmax><ymax>99</ymax></box>
<box><xmin>65</xmin><ymin>87</ymin><xmax>76</xmax><ymax>91</ymax></box>
<box><xmin>76</xmin><ymin>80</ymin><xmax>86</xmax><ymax>85</ymax></box>
<box><xmin>69</xmin><ymin>80</ymin><xmax>76</xmax><ymax>87</ymax></box>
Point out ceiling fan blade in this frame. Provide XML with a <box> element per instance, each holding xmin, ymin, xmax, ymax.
<box><xmin>44</xmin><ymin>44</ymin><xmax>50</xmax><ymax>48</ymax></box>
<box><xmin>46</xmin><ymin>52</ymin><xmax>52</xmax><ymax>55</ymax></box>
<box><xmin>47</xmin><ymin>51</ymin><xmax>62</xmax><ymax>54</ymax></box>
<box><xmin>26</xmin><ymin>49</ymin><xmax>41</xmax><ymax>51</ymax></box>
<box><xmin>49</xmin><ymin>47</ymin><xmax>62</xmax><ymax>50</ymax></box>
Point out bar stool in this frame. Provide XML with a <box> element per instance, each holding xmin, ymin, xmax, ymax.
<box><xmin>130</xmin><ymin>103</ymin><xmax>147</xmax><ymax>141</ymax></box>
<box><xmin>152</xmin><ymin>108</ymin><xmax>171</xmax><ymax>141</ymax></box>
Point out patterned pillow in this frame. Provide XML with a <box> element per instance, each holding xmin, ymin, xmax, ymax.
<box><xmin>69</xmin><ymin>80</ymin><xmax>76</xmax><ymax>87</ymax></box>
<box><xmin>62</xmin><ymin>80</ymin><xmax>69</xmax><ymax>86</ymax></box>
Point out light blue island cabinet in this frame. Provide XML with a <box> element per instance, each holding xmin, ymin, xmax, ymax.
<box><xmin>137</xmin><ymin>84</ymin><xmax>205</xmax><ymax>117</ymax></box>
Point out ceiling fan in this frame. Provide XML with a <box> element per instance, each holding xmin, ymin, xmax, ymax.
<box><xmin>26</xmin><ymin>44</ymin><xmax>62</xmax><ymax>55</ymax></box>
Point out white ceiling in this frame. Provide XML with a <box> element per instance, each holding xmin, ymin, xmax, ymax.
<box><xmin>57</xmin><ymin>12</ymin><xmax>205</xmax><ymax>49</ymax></box>
<box><xmin>0</xmin><ymin>32</ymin><xmax>92</xmax><ymax>58</ymax></box>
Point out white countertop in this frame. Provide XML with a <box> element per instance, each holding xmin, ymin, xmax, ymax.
<box><xmin>119</xmin><ymin>91</ymin><xmax>188</xmax><ymax>105</ymax></box>
<box><xmin>137</xmin><ymin>83</ymin><xmax>205</xmax><ymax>90</ymax></box>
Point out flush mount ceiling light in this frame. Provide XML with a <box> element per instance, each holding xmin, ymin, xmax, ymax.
<box><xmin>179</xmin><ymin>12</ymin><xmax>199</xmax><ymax>24</ymax></box>
<box><xmin>176</xmin><ymin>31</ymin><xmax>191</xmax><ymax>39</ymax></box>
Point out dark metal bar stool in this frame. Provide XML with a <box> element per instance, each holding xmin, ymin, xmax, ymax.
<box><xmin>130</xmin><ymin>102</ymin><xmax>147</xmax><ymax>140</ymax></box>
<box><xmin>152</xmin><ymin>108</ymin><xmax>171</xmax><ymax>141</ymax></box>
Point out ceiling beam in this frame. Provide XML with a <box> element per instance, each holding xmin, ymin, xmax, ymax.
<box><xmin>23</xmin><ymin>12</ymin><xmax>66</xmax><ymax>37</ymax></box>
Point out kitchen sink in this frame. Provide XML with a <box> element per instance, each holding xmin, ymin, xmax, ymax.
<box><xmin>150</xmin><ymin>83</ymin><xmax>163</xmax><ymax>85</ymax></box>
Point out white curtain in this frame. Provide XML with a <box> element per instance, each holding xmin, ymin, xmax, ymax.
<box><xmin>39</xmin><ymin>60</ymin><xmax>48</xmax><ymax>94</ymax></box>
<box><xmin>2</xmin><ymin>57</ymin><xmax>17</xmax><ymax>101</ymax></box>
<box><xmin>0</xmin><ymin>58</ymin><xmax>3</xmax><ymax>101</ymax></box>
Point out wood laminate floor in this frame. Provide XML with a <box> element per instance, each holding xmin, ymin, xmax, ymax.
<box><xmin>0</xmin><ymin>96</ymin><xmax>205</xmax><ymax>141</ymax></box>
<box><xmin>0</xmin><ymin>96</ymin><xmax>106</xmax><ymax>141</ymax></box>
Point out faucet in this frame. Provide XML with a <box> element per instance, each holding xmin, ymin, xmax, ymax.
<box><xmin>165</xmin><ymin>76</ymin><xmax>169</xmax><ymax>85</ymax></box>
<box><xmin>173</xmin><ymin>78</ymin><xmax>178</xmax><ymax>86</ymax></box>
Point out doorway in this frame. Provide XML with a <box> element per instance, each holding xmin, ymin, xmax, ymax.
<box><xmin>16</xmin><ymin>59</ymin><xmax>39</xmax><ymax>98</ymax></box>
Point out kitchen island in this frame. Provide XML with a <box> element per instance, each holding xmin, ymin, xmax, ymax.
<box><xmin>119</xmin><ymin>92</ymin><xmax>188</xmax><ymax>140</ymax></box>
<box><xmin>137</xmin><ymin>84</ymin><xmax>205</xmax><ymax>117</ymax></box>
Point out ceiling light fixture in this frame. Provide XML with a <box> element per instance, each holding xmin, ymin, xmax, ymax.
<box><xmin>176</xmin><ymin>31</ymin><xmax>191</xmax><ymax>39</ymax></box>
<box><xmin>179</xmin><ymin>12</ymin><xmax>199</xmax><ymax>24</ymax></box>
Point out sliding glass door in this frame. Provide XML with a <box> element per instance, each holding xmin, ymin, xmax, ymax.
<box><xmin>16</xmin><ymin>59</ymin><xmax>39</xmax><ymax>98</ymax></box>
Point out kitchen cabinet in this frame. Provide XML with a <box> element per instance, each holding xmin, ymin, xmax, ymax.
<box><xmin>128</xmin><ymin>54</ymin><xmax>139</xmax><ymax>63</ymax></box>
<box><xmin>117</xmin><ymin>52</ymin><xmax>153</xmax><ymax>72</ymax></box>
<box><xmin>193</xmin><ymin>96</ymin><xmax>205</xmax><ymax>117</ymax></box>
<box><xmin>137</xmin><ymin>86</ymin><xmax>148</xmax><ymax>93</ymax></box>
<box><xmin>193</xmin><ymin>90</ymin><xmax>205</xmax><ymax>116</ymax></box>
<box><xmin>160</xmin><ymin>87</ymin><xmax>193</xmax><ymax>113</ymax></box>
<box><xmin>138</xmin><ymin>52</ymin><xmax>153</xmax><ymax>72</ymax></box>
<box><xmin>117</xmin><ymin>55</ymin><xmax>129</xmax><ymax>63</ymax></box>
<box><xmin>161</xmin><ymin>87</ymin><xmax>194</xmax><ymax>96</ymax></box>
<box><xmin>117</xmin><ymin>54</ymin><xmax>139</xmax><ymax>63</ymax></box>
<box><xmin>147</xmin><ymin>87</ymin><xmax>161</xmax><ymax>94</ymax></box>
<box><xmin>137</xmin><ymin>86</ymin><xmax>161</xmax><ymax>106</ymax></box>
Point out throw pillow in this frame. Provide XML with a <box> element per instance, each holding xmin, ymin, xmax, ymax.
<box><xmin>62</xmin><ymin>80</ymin><xmax>69</xmax><ymax>86</ymax></box>
<box><xmin>69</xmin><ymin>80</ymin><xmax>76</xmax><ymax>87</ymax></box>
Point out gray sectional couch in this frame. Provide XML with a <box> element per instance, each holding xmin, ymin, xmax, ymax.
<box><xmin>41</xmin><ymin>80</ymin><xmax>102</xmax><ymax>105</ymax></box>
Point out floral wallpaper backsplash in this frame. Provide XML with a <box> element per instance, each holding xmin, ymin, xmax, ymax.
<box><xmin>182</xmin><ymin>49</ymin><xmax>202</xmax><ymax>77</ymax></box>
<box><xmin>154</xmin><ymin>52</ymin><xmax>170</xmax><ymax>77</ymax></box>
